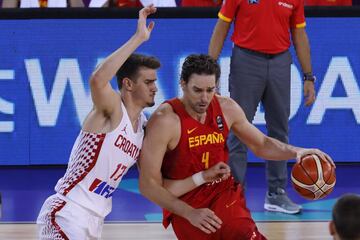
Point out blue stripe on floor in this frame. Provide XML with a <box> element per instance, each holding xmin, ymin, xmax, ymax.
<box><xmin>118</xmin><ymin>178</ymin><xmax>339</xmax><ymax>222</ymax></box>
<box><xmin>0</xmin><ymin>165</ymin><xmax>357</xmax><ymax>222</ymax></box>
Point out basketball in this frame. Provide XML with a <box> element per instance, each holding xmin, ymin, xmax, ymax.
<box><xmin>291</xmin><ymin>154</ymin><xmax>336</xmax><ymax>200</ymax></box>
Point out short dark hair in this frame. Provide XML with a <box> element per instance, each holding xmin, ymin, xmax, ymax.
<box><xmin>180</xmin><ymin>54</ymin><xmax>220</xmax><ymax>85</ymax></box>
<box><xmin>332</xmin><ymin>194</ymin><xmax>360</xmax><ymax>240</ymax></box>
<box><xmin>116</xmin><ymin>53</ymin><xmax>160</xmax><ymax>90</ymax></box>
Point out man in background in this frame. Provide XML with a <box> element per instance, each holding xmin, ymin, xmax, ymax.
<box><xmin>208</xmin><ymin>0</ymin><xmax>317</xmax><ymax>214</ymax></box>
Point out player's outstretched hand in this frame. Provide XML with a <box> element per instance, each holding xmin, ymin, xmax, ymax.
<box><xmin>185</xmin><ymin>208</ymin><xmax>222</xmax><ymax>234</ymax></box>
<box><xmin>136</xmin><ymin>4</ymin><xmax>157</xmax><ymax>42</ymax></box>
<box><xmin>296</xmin><ymin>148</ymin><xmax>335</xmax><ymax>168</ymax></box>
<box><xmin>203</xmin><ymin>161</ymin><xmax>231</xmax><ymax>184</ymax></box>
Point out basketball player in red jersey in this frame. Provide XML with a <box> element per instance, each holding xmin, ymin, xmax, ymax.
<box><xmin>139</xmin><ymin>54</ymin><xmax>335</xmax><ymax>239</ymax></box>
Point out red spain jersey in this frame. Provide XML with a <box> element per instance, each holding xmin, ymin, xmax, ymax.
<box><xmin>219</xmin><ymin>0</ymin><xmax>306</xmax><ymax>54</ymax></box>
<box><xmin>162</xmin><ymin>96</ymin><xmax>238</xmax><ymax>227</ymax></box>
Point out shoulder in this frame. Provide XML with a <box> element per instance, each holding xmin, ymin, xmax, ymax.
<box><xmin>216</xmin><ymin>95</ymin><xmax>239</xmax><ymax>112</ymax></box>
<box><xmin>145</xmin><ymin>103</ymin><xmax>181</xmax><ymax>147</ymax></box>
<box><xmin>147</xmin><ymin>102</ymin><xmax>180</xmax><ymax>129</ymax></box>
<box><xmin>216</xmin><ymin>95</ymin><xmax>246</xmax><ymax>127</ymax></box>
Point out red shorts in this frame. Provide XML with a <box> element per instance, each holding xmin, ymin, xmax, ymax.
<box><xmin>171</xmin><ymin>185</ymin><xmax>267</xmax><ymax>240</ymax></box>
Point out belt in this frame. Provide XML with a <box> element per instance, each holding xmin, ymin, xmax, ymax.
<box><xmin>238</xmin><ymin>46</ymin><xmax>286</xmax><ymax>59</ymax></box>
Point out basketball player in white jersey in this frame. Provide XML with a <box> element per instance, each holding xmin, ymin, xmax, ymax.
<box><xmin>36</xmin><ymin>5</ymin><xmax>231</xmax><ymax>239</ymax></box>
<box><xmin>36</xmin><ymin>5</ymin><xmax>160</xmax><ymax>240</ymax></box>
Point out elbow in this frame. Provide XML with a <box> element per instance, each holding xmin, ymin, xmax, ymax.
<box><xmin>252</xmin><ymin>147</ymin><xmax>263</xmax><ymax>158</ymax></box>
<box><xmin>138</xmin><ymin>174</ymin><xmax>153</xmax><ymax>198</ymax></box>
<box><xmin>89</xmin><ymin>66</ymin><xmax>108</xmax><ymax>90</ymax></box>
<box><xmin>138</xmin><ymin>175</ymin><xmax>148</xmax><ymax>196</ymax></box>
<box><xmin>89</xmin><ymin>72</ymin><xmax>102</xmax><ymax>89</ymax></box>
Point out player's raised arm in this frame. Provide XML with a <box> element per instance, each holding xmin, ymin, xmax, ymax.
<box><xmin>89</xmin><ymin>5</ymin><xmax>157</xmax><ymax>115</ymax></box>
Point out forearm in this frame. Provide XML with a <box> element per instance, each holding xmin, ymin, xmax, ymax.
<box><xmin>208</xmin><ymin>20</ymin><xmax>230</xmax><ymax>60</ymax></box>
<box><xmin>163</xmin><ymin>176</ymin><xmax>198</xmax><ymax>197</ymax></box>
<box><xmin>292</xmin><ymin>29</ymin><xmax>312</xmax><ymax>74</ymax></box>
<box><xmin>139</xmin><ymin>177</ymin><xmax>193</xmax><ymax>217</ymax></box>
<box><xmin>255</xmin><ymin>136</ymin><xmax>303</xmax><ymax>161</ymax></box>
<box><xmin>90</xmin><ymin>35</ymin><xmax>144</xmax><ymax>87</ymax></box>
<box><xmin>164</xmin><ymin>162</ymin><xmax>231</xmax><ymax>197</ymax></box>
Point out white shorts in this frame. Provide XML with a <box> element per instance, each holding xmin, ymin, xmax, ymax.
<box><xmin>37</xmin><ymin>193</ymin><xmax>104</xmax><ymax>240</ymax></box>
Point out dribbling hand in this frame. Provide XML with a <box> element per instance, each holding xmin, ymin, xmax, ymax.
<box><xmin>296</xmin><ymin>148</ymin><xmax>335</xmax><ymax>168</ymax></box>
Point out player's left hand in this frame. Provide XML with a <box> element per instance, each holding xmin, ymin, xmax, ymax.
<box><xmin>202</xmin><ymin>162</ymin><xmax>231</xmax><ymax>184</ymax></box>
<box><xmin>296</xmin><ymin>148</ymin><xmax>335</xmax><ymax>168</ymax></box>
<box><xmin>184</xmin><ymin>208</ymin><xmax>222</xmax><ymax>234</ymax></box>
<box><xmin>304</xmin><ymin>81</ymin><xmax>316</xmax><ymax>106</ymax></box>
<box><xmin>136</xmin><ymin>4</ymin><xmax>157</xmax><ymax>42</ymax></box>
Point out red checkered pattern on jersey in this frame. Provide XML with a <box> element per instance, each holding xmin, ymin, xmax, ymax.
<box><xmin>56</xmin><ymin>131</ymin><xmax>105</xmax><ymax>196</ymax></box>
<box><xmin>38</xmin><ymin>196</ymin><xmax>68</xmax><ymax>240</ymax></box>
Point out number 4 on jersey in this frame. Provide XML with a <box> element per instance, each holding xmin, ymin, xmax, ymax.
<box><xmin>202</xmin><ymin>152</ymin><xmax>209</xmax><ymax>169</ymax></box>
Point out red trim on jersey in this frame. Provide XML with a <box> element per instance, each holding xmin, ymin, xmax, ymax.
<box><xmin>50</xmin><ymin>200</ymin><xmax>69</xmax><ymax>240</ymax></box>
<box><xmin>220</xmin><ymin>0</ymin><xmax>306</xmax><ymax>54</ymax></box>
<box><xmin>63</xmin><ymin>133</ymin><xmax>106</xmax><ymax>196</ymax></box>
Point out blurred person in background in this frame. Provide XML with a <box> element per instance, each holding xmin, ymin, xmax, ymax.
<box><xmin>2</xmin><ymin>0</ymin><xmax>84</xmax><ymax>7</ymax></box>
<box><xmin>329</xmin><ymin>194</ymin><xmax>360</xmax><ymax>240</ymax></box>
<box><xmin>208</xmin><ymin>0</ymin><xmax>316</xmax><ymax>215</ymax></box>
<box><xmin>88</xmin><ymin>0</ymin><xmax>176</xmax><ymax>7</ymax></box>
<box><xmin>304</xmin><ymin>0</ymin><xmax>352</xmax><ymax>5</ymax></box>
<box><xmin>180</xmin><ymin>0</ymin><xmax>222</xmax><ymax>7</ymax></box>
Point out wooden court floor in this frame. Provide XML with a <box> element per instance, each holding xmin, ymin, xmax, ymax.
<box><xmin>0</xmin><ymin>222</ymin><xmax>332</xmax><ymax>240</ymax></box>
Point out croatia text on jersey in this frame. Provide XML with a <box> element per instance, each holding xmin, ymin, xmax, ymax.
<box><xmin>114</xmin><ymin>133</ymin><xmax>141</xmax><ymax>160</ymax></box>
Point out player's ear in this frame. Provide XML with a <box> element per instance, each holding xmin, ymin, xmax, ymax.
<box><xmin>123</xmin><ymin>77</ymin><xmax>134</xmax><ymax>91</ymax></box>
<box><xmin>180</xmin><ymin>80</ymin><xmax>186</xmax><ymax>90</ymax></box>
<box><xmin>329</xmin><ymin>221</ymin><xmax>336</xmax><ymax>236</ymax></box>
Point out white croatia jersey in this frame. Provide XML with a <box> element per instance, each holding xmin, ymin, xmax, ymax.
<box><xmin>55</xmin><ymin>102</ymin><xmax>146</xmax><ymax>218</ymax></box>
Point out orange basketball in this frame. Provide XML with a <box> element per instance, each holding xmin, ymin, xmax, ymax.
<box><xmin>291</xmin><ymin>154</ymin><xmax>336</xmax><ymax>200</ymax></box>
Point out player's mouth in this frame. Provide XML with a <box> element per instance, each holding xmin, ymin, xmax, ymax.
<box><xmin>198</xmin><ymin>103</ymin><xmax>207</xmax><ymax>108</ymax></box>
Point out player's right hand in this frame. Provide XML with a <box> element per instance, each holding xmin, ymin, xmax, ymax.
<box><xmin>136</xmin><ymin>5</ymin><xmax>157</xmax><ymax>42</ymax></box>
<box><xmin>203</xmin><ymin>161</ymin><xmax>231</xmax><ymax>184</ymax></box>
<box><xmin>185</xmin><ymin>208</ymin><xmax>222</xmax><ymax>234</ymax></box>
<box><xmin>296</xmin><ymin>148</ymin><xmax>335</xmax><ymax>168</ymax></box>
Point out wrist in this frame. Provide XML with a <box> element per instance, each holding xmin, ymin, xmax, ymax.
<box><xmin>182</xmin><ymin>204</ymin><xmax>195</xmax><ymax>220</ymax></box>
<box><xmin>192</xmin><ymin>171</ymin><xmax>206</xmax><ymax>186</ymax></box>
<box><xmin>303</xmin><ymin>72</ymin><xmax>316</xmax><ymax>82</ymax></box>
<box><xmin>132</xmin><ymin>33</ymin><xmax>147</xmax><ymax>43</ymax></box>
